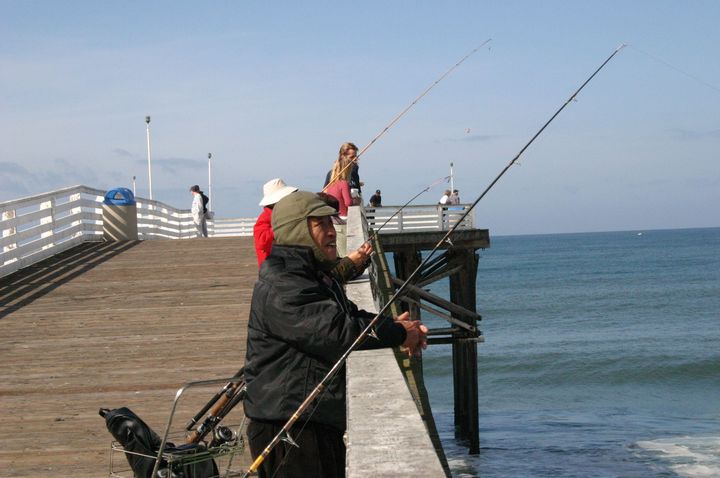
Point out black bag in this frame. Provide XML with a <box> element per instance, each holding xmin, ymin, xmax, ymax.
<box><xmin>100</xmin><ymin>407</ymin><xmax>218</xmax><ymax>478</ymax></box>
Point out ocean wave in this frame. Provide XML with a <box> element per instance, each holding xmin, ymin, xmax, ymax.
<box><xmin>634</xmin><ymin>436</ymin><xmax>720</xmax><ymax>478</ymax></box>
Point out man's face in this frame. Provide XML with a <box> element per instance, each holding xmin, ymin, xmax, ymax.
<box><xmin>307</xmin><ymin>216</ymin><xmax>337</xmax><ymax>261</ymax></box>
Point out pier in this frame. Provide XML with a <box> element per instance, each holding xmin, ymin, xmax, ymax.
<box><xmin>1</xmin><ymin>186</ymin><xmax>487</xmax><ymax>477</ymax></box>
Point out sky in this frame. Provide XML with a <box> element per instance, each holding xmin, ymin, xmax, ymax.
<box><xmin>1</xmin><ymin>1</ymin><xmax>718</xmax><ymax>235</ymax></box>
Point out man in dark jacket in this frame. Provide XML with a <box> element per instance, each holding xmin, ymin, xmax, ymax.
<box><xmin>244</xmin><ymin>191</ymin><xmax>427</xmax><ymax>478</ymax></box>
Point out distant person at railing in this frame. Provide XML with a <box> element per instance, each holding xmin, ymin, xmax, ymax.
<box><xmin>449</xmin><ymin>189</ymin><xmax>460</xmax><ymax>205</ymax></box>
<box><xmin>190</xmin><ymin>185</ymin><xmax>209</xmax><ymax>238</ymax></box>
<box><xmin>324</xmin><ymin>142</ymin><xmax>363</xmax><ymax>201</ymax></box>
<box><xmin>368</xmin><ymin>189</ymin><xmax>382</xmax><ymax>208</ymax></box>
<box><xmin>254</xmin><ymin>178</ymin><xmax>298</xmax><ymax>267</ymax></box>
<box><xmin>438</xmin><ymin>189</ymin><xmax>451</xmax><ymax>205</ymax></box>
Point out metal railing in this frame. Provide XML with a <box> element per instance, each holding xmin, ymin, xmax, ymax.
<box><xmin>364</xmin><ymin>204</ymin><xmax>475</xmax><ymax>233</ymax></box>
<box><xmin>1</xmin><ymin>185</ymin><xmax>255</xmax><ymax>278</ymax></box>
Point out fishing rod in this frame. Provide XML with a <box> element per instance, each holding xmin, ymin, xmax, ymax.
<box><xmin>184</xmin><ymin>367</ymin><xmax>246</xmax><ymax>445</ymax></box>
<box><xmin>243</xmin><ymin>44</ymin><xmax>625</xmax><ymax>477</ymax></box>
<box><xmin>322</xmin><ymin>39</ymin><xmax>492</xmax><ymax>192</ymax></box>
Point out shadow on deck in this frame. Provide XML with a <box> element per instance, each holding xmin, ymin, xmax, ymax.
<box><xmin>1</xmin><ymin>241</ymin><xmax>140</xmax><ymax>320</ymax></box>
<box><xmin>0</xmin><ymin>237</ymin><xmax>257</xmax><ymax>477</ymax></box>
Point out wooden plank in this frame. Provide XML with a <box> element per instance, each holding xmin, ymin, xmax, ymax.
<box><xmin>0</xmin><ymin>237</ymin><xmax>258</xmax><ymax>477</ymax></box>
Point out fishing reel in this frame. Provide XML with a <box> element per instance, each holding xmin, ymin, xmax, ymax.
<box><xmin>208</xmin><ymin>425</ymin><xmax>237</xmax><ymax>448</ymax></box>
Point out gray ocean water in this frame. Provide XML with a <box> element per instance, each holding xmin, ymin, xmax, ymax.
<box><xmin>419</xmin><ymin>227</ymin><xmax>720</xmax><ymax>477</ymax></box>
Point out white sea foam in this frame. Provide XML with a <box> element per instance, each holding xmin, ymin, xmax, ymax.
<box><xmin>635</xmin><ymin>436</ymin><xmax>720</xmax><ymax>478</ymax></box>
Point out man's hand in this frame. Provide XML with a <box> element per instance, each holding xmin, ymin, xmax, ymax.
<box><xmin>347</xmin><ymin>242</ymin><xmax>373</xmax><ymax>269</ymax></box>
<box><xmin>394</xmin><ymin>312</ymin><xmax>428</xmax><ymax>357</ymax></box>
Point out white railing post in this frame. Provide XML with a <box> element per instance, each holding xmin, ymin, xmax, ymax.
<box><xmin>39</xmin><ymin>198</ymin><xmax>55</xmax><ymax>250</ymax></box>
<box><xmin>398</xmin><ymin>209</ymin><xmax>404</xmax><ymax>232</ymax></box>
<box><xmin>2</xmin><ymin>209</ymin><xmax>17</xmax><ymax>254</ymax></box>
<box><xmin>70</xmin><ymin>192</ymin><xmax>83</xmax><ymax>238</ymax></box>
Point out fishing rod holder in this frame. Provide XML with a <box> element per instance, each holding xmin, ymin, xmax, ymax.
<box><xmin>107</xmin><ymin>375</ymin><xmax>248</xmax><ymax>478</ymax></box>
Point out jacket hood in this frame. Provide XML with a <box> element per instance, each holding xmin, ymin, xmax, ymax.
<box><xmin>271</xmin><ymin>191</ymin><xmax>338</xmax><ymax>269</ymax></box>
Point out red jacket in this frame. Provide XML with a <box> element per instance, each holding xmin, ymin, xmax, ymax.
<box><xmin>254</xmin><ymin>207</ymin><xmax>274</xmax><ymax>267</ymax></box>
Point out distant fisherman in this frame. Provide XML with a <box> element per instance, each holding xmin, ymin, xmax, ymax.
<box><xmin>244</xmin><ymin>191</ymin><xmax>428</xmax><ymax>478</ymax></box>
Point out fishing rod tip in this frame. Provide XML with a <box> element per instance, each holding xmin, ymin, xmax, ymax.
<box><xmin>616</xmin><ymin>43</ymin><xmax>628</xmax><ymax>52</ymax></box>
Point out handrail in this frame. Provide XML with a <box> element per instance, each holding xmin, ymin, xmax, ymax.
<box><xmin>1</xmin><ymin>185</ymin><xmax>256</xmax><ymax>277</ymax></box>
<box><xmin>1</xmin><ymin>186</ymin><xmax>468</xmax><ymax>278</ymax></box>
<box><xmin>365</xmin><ymin>204</ymin><xmax>475</xmax><ymax>233</ymax></box>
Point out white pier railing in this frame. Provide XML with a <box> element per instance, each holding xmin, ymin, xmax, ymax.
<box><xmin>1</xmin><ymin>185</ymin><xmax>255</xmax><ymax>278</ymax></box>
<box><xmin>1</xmin><ymin>186</ymin><xmax>475</xmax><ymax>278</ymax></box>
<box><xmin>365</xmin><ymin>204</ymin><xmax>475</xmax><ymax>233</ymax></box>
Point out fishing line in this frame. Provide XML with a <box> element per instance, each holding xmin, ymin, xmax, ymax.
<box><xmin>322</xmin><ymin>39</ymin><xmax>492</xmax><ymax>193</ymax></box>
<box><xmin>627</xmin><ymin>44</ymin><xmax>720</xmax><ymax>95</ymax></box>
<box><xmin>242</xmin><ymin>44</ymin><xmax>625</xmax><ymax>478</ymax></box>
<box><xmin>367</xmin><ymin>175</ymin><xmax>450</xmax><ymax>238</ymax></box>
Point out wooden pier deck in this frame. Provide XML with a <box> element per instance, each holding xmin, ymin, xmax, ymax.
<box><xmin>0</xmin><ymin>237</ymin><xmax>257</xmax><ymax>477</ymax></box>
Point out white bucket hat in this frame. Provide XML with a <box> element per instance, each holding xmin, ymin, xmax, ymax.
<box><xmin>259</xmin><ymin>178</ymin><xmax>298</xmax><ymax>206</ymax></box>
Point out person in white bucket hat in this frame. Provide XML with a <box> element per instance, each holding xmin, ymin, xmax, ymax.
<box><xmin>254</xmin><ymin>178</ymin><xmax>298</xmax><ymax>266</ymax></box>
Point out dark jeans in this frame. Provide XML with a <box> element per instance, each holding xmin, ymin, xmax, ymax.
<box><xmin>247</xmin><ymin>419</ymin><xmax>345</xmax><ymax>478</ymax></box>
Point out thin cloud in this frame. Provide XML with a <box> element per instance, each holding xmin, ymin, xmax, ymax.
<box><xmin>0</xmin><ymin>159</ymin><xmax>103</xmax><ymax>201</ymax></box>
<box><xmin>134</xmin><ymin>157</ymin><xmax>206</xmax><ymax>174</ymax></box>
<box><xmin>667</xmin><ymin>128</ymin><xmax>720</xmax><ymax>140</ymax></box>
<box><xmin>0</xmin><ymin>161</ymin><xmax>30</xmax><ymax>175</ymax></box>
<box><xmin>113</xmin><ymin>148</ymin><xmax>134</xmax><ymax>158</ymax></box>
<box><xmin>440</xmin><ymin>134</ymin><xmax>504</xmax><ymax>143</ymax></box>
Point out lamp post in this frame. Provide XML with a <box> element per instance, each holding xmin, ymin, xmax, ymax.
<box><xmin>450</xmin><ymin>162</ymin><xmax>454</xmax><ymax>192</ymax></box>
<box><xmin>132</xmin><ymin>176</ymin><xmax>136</xmax><ymax>196</ymax></box>
<box><xmin>145</xmin><ymin>116</ymin><xmax>153</xmax><ymax>200</ymax></box>
<box><xmin>208</xmin><ymin>153</ymin><xmax>212</xmax><ymax>211</ymax></box>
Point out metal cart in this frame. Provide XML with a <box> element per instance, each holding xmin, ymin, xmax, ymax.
<box><xmin>108</xmin><ymin>375</ymin><xmax>248</xmax><ymax>478</ymax></box>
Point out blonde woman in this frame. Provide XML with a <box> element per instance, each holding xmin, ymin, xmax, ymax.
<box><xmin>325</xmin><ymin>156</ymin><xmax>354</xmax><ymax>217</ymax></box>
<box><xmin>324</xmin><ymin>142</ymin><xmax>362</xmax><ymax>197</ymax></box>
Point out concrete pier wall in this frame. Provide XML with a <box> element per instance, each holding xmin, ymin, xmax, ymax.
<box><xmin>344</xmin><ymin>206</ymin><xmax>447</xmax><ymax>477</ymax></box>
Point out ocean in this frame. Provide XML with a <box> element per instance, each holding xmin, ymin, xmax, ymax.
<box><xmin>419</xmin><ymin>227</ymin><xmax>720</xmax><ymax>477</ymax></box>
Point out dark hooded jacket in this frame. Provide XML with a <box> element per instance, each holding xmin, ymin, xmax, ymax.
<box><xmin>243</xmin><ymin>192</ymin><xmax>406</xmax><ymax>430</ymax></box>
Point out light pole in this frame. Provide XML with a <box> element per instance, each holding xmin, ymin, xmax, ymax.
<box><xmin>145</xmin><ymin>115</ymin><xmax>153</xmax><ymax>200</ymax></box>
<box><xmin>450</xmin><ymin>162</ymin><xmax>454</xmax><ymax>192</ymax></box>
<box><xmin>132</xmin><ymin>176</ymin><xmax>136</xmax><ymax>196</ymax></box>
<box><xmin>208</xmin><ymin>153</ymin><xmax>212</xmax><ymax>211</ymax></box>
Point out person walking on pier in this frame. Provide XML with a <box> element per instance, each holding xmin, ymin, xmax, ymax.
<box><xmin>190</xmin><ymin>185</ymin><xmax>209</xmax><ymax>238</ymax></box>
<box><xmin>254</xmin><ymin>178</ymin><xmax>298</xmax><ymax>266</ymax></box>
<box><xmin>244</xmin><ymin>190</ymin><xmax>428</xmax><ymax>478</ymax></box>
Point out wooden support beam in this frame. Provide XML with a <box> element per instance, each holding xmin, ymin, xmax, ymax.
<box><xmin>398</xmin><ymin>296</ymin><xmax>476</xmax><ymax>332</ymax></box>
<box><xmin>391</xmin><ymin>276</ymin><xmax>481</xmax><ymax>323</ymax></box>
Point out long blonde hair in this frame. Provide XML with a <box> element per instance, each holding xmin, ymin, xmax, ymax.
<box><xmin>328</xmin><ymin>156</ymin><xmax>352</xmax><ymax>185</ymax></box>
<box><xmin>328</xmin><ymin>142</ymin><xmax>358</xmax><ymax>185</ymax></box>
